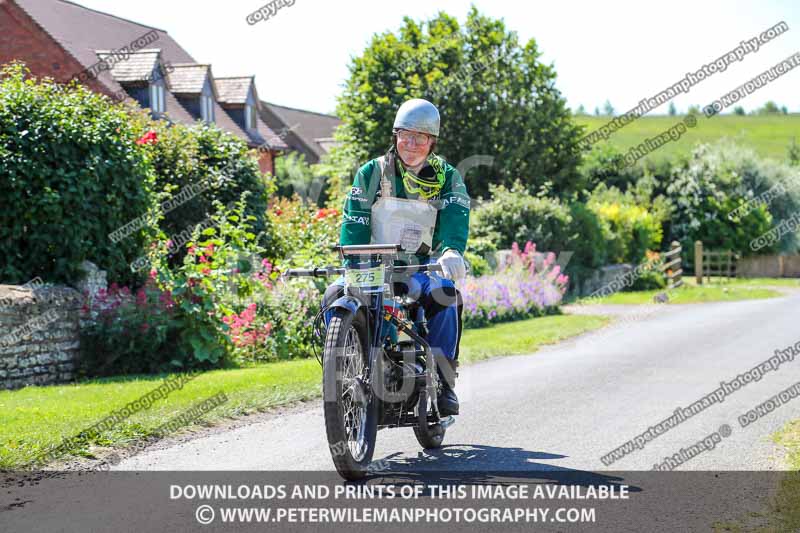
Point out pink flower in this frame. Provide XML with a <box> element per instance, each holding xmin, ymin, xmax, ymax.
<box><xmin>149</xmin><ymin>269</ymin><xmax>157</xmax><ymax>280</ymax></box>
<box><xmin>202</xmin><ymin>267</ymin><xmax>211</xmax><ymax>276</ymax></box>
<box><xmin>524</xmin><ymin>241</ymin><xmax>535</xmax><ymax>255</ymax></box>
<box><xmin>158</xmin><ymin>289</ymin><xmax>174</xmax><ymax>308</ymax></box>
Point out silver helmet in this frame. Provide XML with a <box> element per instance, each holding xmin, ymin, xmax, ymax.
<box><xmin>393</xmin><ymin>98</ymin><xmax>440</xmax><ymax>137</ymax></box>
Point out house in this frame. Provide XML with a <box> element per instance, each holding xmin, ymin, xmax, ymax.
<box><xmin>0</xmin><ymin>0</ymin><xmax>289</xmax><ymax>175</ymax></box>
<box><xmin>260</xmin><ymin>102</ymin><xmax>342</xmax><ymax>165</ymax></box>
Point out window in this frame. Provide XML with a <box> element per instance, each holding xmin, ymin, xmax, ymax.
<box><xmin>201</xmin><ymin>95</ymin><xmax>215</xmax><ymax>123</ymax></box>
<box><xmin>149</xmin><ymin>83</ymin><xmax>165</xmax><ymax>114</ymax></box>
<box><xmin>245</xmin><ymin>104</ymin><xmax>257</xmax><ymax>130</ymax></box>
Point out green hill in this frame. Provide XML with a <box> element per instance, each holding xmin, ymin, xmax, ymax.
<box><xmin>573</xmin><ymin>113</ymin><xmax>800</xmax><ymax>165</ymax></box>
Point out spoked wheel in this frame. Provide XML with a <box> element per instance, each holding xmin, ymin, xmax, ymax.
<box><xmin>323</xmin><ymin>309</ymin><xmax>378</xmax><ymax>480</ymax></box>
<box><xmin>413</xmin><ymin>389</ymin><xmax>445</xmax><ymax>449</ymax></box>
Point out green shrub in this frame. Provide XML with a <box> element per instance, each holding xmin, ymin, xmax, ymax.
<box><xmin>587</xmin><ymin>184</ymin><xmax>667</xmax><ymax>264</ymax></box>
<box><xmin>627</xmin><ymin>268</ymin><xmax>667</xmax><ymax>291</ymax></box>
<box><xmin>579</xmin><ymin>144</ymin><xmax>641</xmax><ymax>192</ymax></box>
<box><xmin>79</xmin><ymin>283</ymin><xmax>182</xmax><ymax>376</ymax></box>
<box><xmin>132</xmin><ymin>117</ymin><xmax>279</xmax><ymax>264</ymax></box>
<box><xmin>268</xmin><ymin>197</ymin><xmax>341</xmax><ymax>268</ymax></box>
<box><xmin>470</xmin><ymin>181</ymin><xmax>573</xmax><ymax>253</ymax></box>
<box><xmin>666</xmin><ymin>141</ymin><xmax>788</xmax><ymax>257</ymax></box>
<box><xmin>0</xmin><ymin>63</ymin><xmax>156</xmax><ymax>285</ymax></box>
<box><xmin>274</xmin><ymin>151</ymin><xmax>324</xmax><ymax>204</ymax></box>
<box><xmin>463</xmin><ymin>250</ymin><xmax>491</xmax><ymax>277</ymax></box>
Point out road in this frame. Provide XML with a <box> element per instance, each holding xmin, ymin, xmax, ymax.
<box><xmin>7</xmin><ymin>292</ymin><xmax>799</xmax><ymax>532</ymax></box>
<box><xmin>114</xmin><ymin>291</ymin><xmax>800</xmax><ymax>473</ymax></box>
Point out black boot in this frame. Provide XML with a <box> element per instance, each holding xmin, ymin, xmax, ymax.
<box><xmin>436</xmin><ymin>358</ymin><xmax>459</xmax><ymax>416</ymax></box>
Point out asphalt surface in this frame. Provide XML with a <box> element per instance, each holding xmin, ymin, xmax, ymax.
<box><xmin>7</xmin><ymin>292</ymin><xmax>800</xmax><ymax>532</ymax></box>
<box><xmin>114</xmin><ymin>291</ymin><xmax>800</xmax><ymax>473</ymax></box>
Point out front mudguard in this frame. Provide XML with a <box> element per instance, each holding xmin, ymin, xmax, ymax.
<box><xmin>327</xmin><ymin>294</ymin><xmax>365</xmax><ymax>319</ymax></box>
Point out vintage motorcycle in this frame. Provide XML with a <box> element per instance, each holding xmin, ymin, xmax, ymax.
<box><xmin>284</xmin><ymin>243</ymin><xmax>459</xmax><ymax>481</ymax></box>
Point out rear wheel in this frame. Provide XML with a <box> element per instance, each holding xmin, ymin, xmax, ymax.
<box><xmin>323</xmin><ymin>309</ymin><xmax>378</xmax><ymax>480</ymax></box>
<box><xmin>413</xmin><ymin>390</ymin><xmax>445</xmax><ymax>449</ymax></box>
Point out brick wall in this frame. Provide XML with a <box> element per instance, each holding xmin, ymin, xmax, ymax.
<box><xmin>0</xmin><ymin>0</ymin><xmax>111</xmax><ymax>96</ymax></box>
<box><xmin>0</xmin><ymin>284</ymin><xmax>83</xmax><ymax>390</ymax></box>
<box><xmin>258</xmin><ymin>149</ymin><xmax>275</xmax><ymax>176</ymax></box>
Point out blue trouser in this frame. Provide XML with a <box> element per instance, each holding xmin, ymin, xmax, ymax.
<box><xmin>321</xmin><ymin>271</ymin><xmax>462</xmax><ymax>361</ymax></box>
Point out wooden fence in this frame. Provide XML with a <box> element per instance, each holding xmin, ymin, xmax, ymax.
<box><xmin>661</xmin><ymin>241</ymin><xmax>683</xmax><ymax>289</ymax></box>
<box><xmin>694</xmin><ymin>241</ymin><xmax>738</xmax><ymax>284</ymax></box>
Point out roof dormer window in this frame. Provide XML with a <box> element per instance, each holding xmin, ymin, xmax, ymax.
<box><xmin>245</xmin><ymin>103</ymin><xmax>257</xmax><ymax>130</ymax></box>
<box><xmin>149</xmin><ymin>82</ymin><xmax>166</xmax><ymax>114</ymax></box>
<box><xmin>201</xmin><ymin>94</ymin><xmax>215</xmax><ymax>123</ymax></box>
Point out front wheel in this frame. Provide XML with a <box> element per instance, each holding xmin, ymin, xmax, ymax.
<box><xmin>323</xmin><ymin>309</ymin><xmax>378</xmax><ymax>480</ymax></box>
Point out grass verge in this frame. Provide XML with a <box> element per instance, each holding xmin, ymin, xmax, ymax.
<box><xmin>712</xmin><ymin>420</ymin><xmax>800</xmax><ymax>532</ymax></box>
<box><xmin>577</xmin><ymin>279</ymin><xmax>786</xmax><ymax>305</ymax></box>
<box><xmin>0</xmin><ymin>313</ymin><xmax>608</xmax><ymax>469</ymax></box>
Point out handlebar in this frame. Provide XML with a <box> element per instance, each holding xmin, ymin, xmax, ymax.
<box><xmin>284</xmin><ymin>263</ymin><xmax>444</xmax><ymax>278</ymax></box>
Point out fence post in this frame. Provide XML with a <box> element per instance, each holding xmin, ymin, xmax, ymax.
<box><xmin>670</xmin><ymin>241</ymin><xmax>683</xmax><ymax>289</ymax></box>
<box><xmin>695</xmin><ymin>241</ymin><xmax>703</xmax><ymax>285</ymax></box>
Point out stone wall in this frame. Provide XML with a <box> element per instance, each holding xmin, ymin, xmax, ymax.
<box><xmin>0</xmin><ymin>284</ymin><xmax>83</xmax><ymax>390</ymax></box>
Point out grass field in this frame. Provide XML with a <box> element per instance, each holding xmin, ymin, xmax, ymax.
<box><xmin>574</xmin><ymin>114</ymin><xmax>800</xmax><ymax>165</ymax></box>
<box><xmin>0</xmin><ymin>313</ymin><xmax>608</xmax><ymax>470</ymax></box>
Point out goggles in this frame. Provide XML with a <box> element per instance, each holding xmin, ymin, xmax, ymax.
<box><xmin>398</xmin><ymin>154</ymin><xmax>445</xmax><ymax>199</ymax></box>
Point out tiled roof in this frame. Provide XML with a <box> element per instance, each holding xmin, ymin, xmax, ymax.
<box><xmin>260</xmin><ymin>102</ymin><xmax>341</xmax><ymax>163</ymax></box>
<box><xmin>14</xmin><ymin>0</ymin><xmax>290</xmax><ymax>152</ymax></box>
<box><xmin>169</xmin><ymin>63</ymin><xmax>214</xmax><ymax>95</ymax></box>
<box><xmin>16</xmin><ymin>0</ymin><xmax>193</xmax><ymax>95</ymax></box>
<box><xmin>215</xmin><ymin>77</ymin><xmax>253</xmax><ymax>105</ymax></box>
<box><xmin>95</xmin><ymin>49</ymin><xmax>161</xmax><ymax>84</ymax></box>
<box><xmin>160</xmin><ymin>89</ymin><xmax>200</xmax><ymax>126</ymax></box>
<box><xmin>252</xmin><ymin>118</ymin><xmax>290</xmax><ymax>151</ymax></box>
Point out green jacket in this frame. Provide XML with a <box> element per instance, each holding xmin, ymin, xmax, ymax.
<box><xmin>340</xmin><ymin>152</ymin><xmax>470</xmax><ymax>263</ymax></box>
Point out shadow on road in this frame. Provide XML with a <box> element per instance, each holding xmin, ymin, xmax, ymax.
<box><xmin>364</xmin><ymin>443</ymin><xmax>640</xmax><ymax>491</ymax></box>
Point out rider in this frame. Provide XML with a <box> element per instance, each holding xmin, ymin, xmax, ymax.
<box><xmin>322</xmin><ymin>98</ymin><xmax>470</xmax><ymax>416</ymax></box>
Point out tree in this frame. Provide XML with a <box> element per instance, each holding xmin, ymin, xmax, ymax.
<box><xmin>687</xmin><ymin>105</ymin><xmax>700</xmax><ymax>116</ymax></box>
<box><xmin>668</xmin><ymin>102</ymin><xmax>676</xmax><ymax>116</ymax></box>
<box><xmin>330</xmin><ymin>8</ymin><xmax>584</xmax><ymax>199</ymax></box>
<box><xmin>576</xmin><ymin>104</ymin><xmax>586</xmax><ymax>115</ymax></box>
<box><xmin>594</xmin><ymin>106</ymin><xmax>600</xmax><ymax>116</ymax></box>
<box><xmin>781</xmin><ymin>105</ymin><xmax>789</xmax><ymax>115</ymax></box>
<box><xmin>758</xmin><ymin>101</ymin><xmax>781</xmax><ymax>114</ymax></box>
<box><xmin>603</xmin><ymin>99</ymin><xmax>615</xmax><ymax>116</ymax></box>
<box><xmin>733</xmin><ymin>106</ymin><xmax>746</xmax><ymax>115</ymax></box>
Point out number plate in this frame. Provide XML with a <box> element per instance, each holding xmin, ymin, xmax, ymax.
<box><xmin>345</xmin><ymin>266</ymin><xmax>384</xmax><ymax>288</ymax></box>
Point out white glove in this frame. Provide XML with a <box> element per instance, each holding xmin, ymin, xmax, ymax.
<box><xmin>437</xmin><ymin>249</ymin><xmax>466</xmax><ymax>281</ymax></box>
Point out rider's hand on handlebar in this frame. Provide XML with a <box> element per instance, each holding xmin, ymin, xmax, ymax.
<box><xmin>437</xmin><ymin>249</ymin><xmax>466</xmax><ymax>281</ymax></box>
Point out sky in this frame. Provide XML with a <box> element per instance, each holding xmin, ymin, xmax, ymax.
<box><xmin>72</xmin><ymin>0</ymin><xmax>800</xmax><ymax>116</ymax></box>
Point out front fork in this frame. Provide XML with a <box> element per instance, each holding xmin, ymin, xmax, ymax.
<box><xmin>360</xmin><ymin>286</ymin><xmax>442</xmax><ymax>421</ymax></box>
